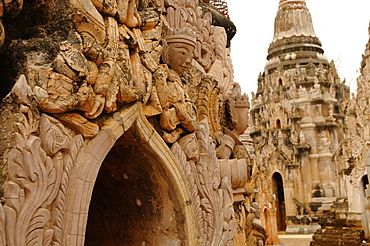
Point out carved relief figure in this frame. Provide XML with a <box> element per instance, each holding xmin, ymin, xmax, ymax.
<box><xmin>318</xmin><ymin>130</ymin><xmax>331</xmax><ymax>154</ymax></box>
<box><xmin>155</xmin><ymin>18</ymin><xmax>198</xmax><ymax>143</ymax></box>
<box><xmin>0</xmin><ymin>0</ymin><xmax>249</xmax><ymax>245</ymax></box>
<box><xmin>245</xmin><ymin>202</ymin><xmax>267</xmax><ymax>246</ymax></box>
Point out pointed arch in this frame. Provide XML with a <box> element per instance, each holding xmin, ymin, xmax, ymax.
<box><xmin>272</xmin><ymin>172</ymin><xmax>286</xmax><ymax>232</ymax></box>
<box><xmin>61</xmin><ymin>103</ymin><xmax>197</xmax><ymax>245</ymax></box>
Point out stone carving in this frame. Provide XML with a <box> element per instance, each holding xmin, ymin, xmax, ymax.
<box><xmin>226</xmin><ymin>84</ymin><xmax>250</xmax><ymax>137</ymax></box>
<box><xmin>0</xmin><ymin>0</ymin><xmax>252</xmax><ymax>245</ymax></box>
<box><xmin>171</xmin><ymin>119</ymin><xmax>236</xmax><ymax>246</ymax></box>
<box><xmin>318</xmin><ymin>131</ymin><xmax>331</xmax><ymax>154</ymax></box>
<box><xmin>23</xmin><ymin>0</ymin><xmax>235</xmax><ymax>144</ymax></box>
<box><xmin>245</xmin><ymin>202</ymin><xmax>267</xmax><ymax>246</ymax></box>
<box><xmin>156</xmin><ymin>17</ymin><xmax>198</xmax><ymax>142</ymax></box>
<box><xmin>249</xmin><ymin>0</ymin><xmax>353</xmax><ymax>237</ymax></box>
<box><xmin>1</xmin><ymin>76</ymin><xmax>84</xmax><ymax>246</ymax></box>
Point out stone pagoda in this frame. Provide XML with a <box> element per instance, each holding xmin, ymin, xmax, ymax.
<box><xmin>0</xmin><ymin>0</ymin><xmax>270</xmax><ymax>245</ymax></box>
<box><xmin>249</xmin><ymin>0</ymin><xmax>350</xmax><ymax>235</ymax></box>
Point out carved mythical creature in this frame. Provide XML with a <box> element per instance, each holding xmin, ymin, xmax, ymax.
<box><xmin>245</xmin><ymin>202</ymin><xmax>267</xmax><ymax>246</ymax></box>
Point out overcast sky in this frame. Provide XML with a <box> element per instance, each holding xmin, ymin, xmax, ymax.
<box><xmin>228</xmin><ymin>0</ymin><xmax>370</xmax><ymax>96</ymax></box>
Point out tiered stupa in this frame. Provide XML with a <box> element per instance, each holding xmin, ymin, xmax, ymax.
<box><xmin>249</xmin><ymin>0</ymin><xmax>350</xmax><ymax>237</ymax></box>
<box><xmin>266</xmin><ymin>0</ymin><xmax>328</xmax><ymax>72</ymax></box>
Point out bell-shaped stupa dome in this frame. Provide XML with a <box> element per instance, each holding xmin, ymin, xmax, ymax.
<box><xmin>266</xmin><ymin>0</ymin><xmax>328</xmax><ymax>70</ymax></box>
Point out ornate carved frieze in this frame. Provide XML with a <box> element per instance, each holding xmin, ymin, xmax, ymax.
<box><xmin>1</xmin><ymin>76</ymin><xmax>84</xmax><ymax>246</ymax></box>
<box><xmin>0</xmin><ymin>0</ymin><xmax>251</xmax><ymax>245</ymax></box>
<box><xmin>171</xmin><ymin>119</ymin><xmax>236</xmax><ymax>246</ymax></box>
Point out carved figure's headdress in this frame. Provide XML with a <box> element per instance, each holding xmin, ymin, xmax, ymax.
<box><xmin>163</xmin><ymin>6</ymin><xmax>196</xmax><ymax>47</ymax></box>
<box><xmin>164</xmin><ymin>34</ymin><xmax>196</xmax><ymax>48</ymax></box>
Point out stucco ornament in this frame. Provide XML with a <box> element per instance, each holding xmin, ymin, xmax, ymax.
<box><xmin>0</xmin><ymin>0</ymin><xmax>248</xmax><ymax>245</ymax></box>
<box><xmin>171</xmin><ymin>119</ymin><xmax>236</xmax><ymax>246</ymax></box>
<box><xmin>1</xmin><ymin>76</ymin><xmax>84</xmax><ymax>246</ymax></box>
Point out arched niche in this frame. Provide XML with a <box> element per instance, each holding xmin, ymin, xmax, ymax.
<box><xmin>272</xmin><ymin>172</ymin><xmax>286</xmax><ymax>232</ymax></box>
<box><xmin>276</xmin><ymin>119</ymin><xmax>282</xmax><ymax>129</ymax></box>
<box><xmin>278</xmin><ymin>78</ymin><xmax>283</xmax><ymax>87</ymax></box>
<box><xmin>362</xmin><ymin>175</ymin><xmax>369</xmax><ymax>197</ymax></box>
<box><xmin>60</xmin><ymin>103</ymin><xmax>197</xmax><ymax>245</ymax></box>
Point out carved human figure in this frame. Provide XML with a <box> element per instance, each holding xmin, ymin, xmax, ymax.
<box><xmin>327</xmin><ymin>104</ymin><xmax>335</xmax><ymax>121</ymax></box>
<box><xmin>155</xmin><ymin>33</ymin><xmax>198</xmax><ymax>143</ymax></box>
<box><xmin>306</xmin><ymin>60</ymin><xmax>316</xmax><ymax>78</ymax></box>
<box><xmin>164</xmin><ymin>39</ymin><xmax>194</xmax><ymax>75</ymax></box>
<box><xmin>317</xmin><ymin>63</ymin><xmax>327</xmax><ymax>81</ymax></box>
<box><xmin>318</xmin><ymin>131</ymin><xmax>331</xmax><ymax>153</ymax></box>
<box><xmin>286</xmin><ymin>81</ymin><xmax>298</xmax><ymax>100</ymax></box>
<box><xmin>310</xmin><ymin>80</ymin><xmax>321</xmax><ymax>99</ymax></box>
<box><xmin>294</xmin><ymin>63</ymin><xmax>305</xmax><ymax>82</ymax></box>
<box><xmin>250</xmin><ymin>202</ymin><xmax>261</xmax><ymax>221</ymax></box>
<box><xmin>298</xmin><ymin>86</ymin><xmax>309</xmax><ymax>99</ymax></box>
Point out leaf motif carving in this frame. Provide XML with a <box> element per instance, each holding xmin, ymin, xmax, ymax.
<box><xmin>172</xmin><ymin>119</ymin><xmax>235</xmax><ymax>246</ymax></box>
<box><xmin>0</xmin><ymin>204</ymin><xmax>6</xmax><ymax>246</ymax></box>
<box><xmin>3</xmin><ymin>88</ymin><xmax>75</xmax><ymax>246</ymax></box>
<box><xmin>171</xmin><ymin>141</ymin><xmax>205</xmax><ymax>241</ymax></box>
<box><xmin>52</xmin><ymin>134</ymin><xmax>84</xmax><ymax>245</ymax></box>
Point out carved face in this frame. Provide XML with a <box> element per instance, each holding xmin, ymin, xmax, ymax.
<box><xmin>167</xmin><ymin>42</ymin><xmax>194</xmax><ymax>75</ymax></box>
<box><xmin>233</xmin><ymin>107</ymin><xmax>249</xmax><ymax>135</ymax></box>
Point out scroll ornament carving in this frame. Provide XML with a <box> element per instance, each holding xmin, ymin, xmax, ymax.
<box><xmin>171</xmin><ymin>119</ymin><xmax>236</xmax><ymax>246</ymax></box>
<box><xmin>1</xmin><ymin>76</ymin><xmax>84</xmax><ymax>245</ymax></box>
<box><xmin>346</xmin><ymin>125</ymin><xmax>367</xmax><ymax>188</ymax></box>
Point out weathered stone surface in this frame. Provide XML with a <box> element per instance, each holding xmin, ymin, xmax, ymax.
<box><xmin>310</xmin><ymin>217</ymin><xmax>365</xmax><ymax>246</ymax></box>
<box><xmin>244</xmin><ymin>0</ymin><xmax>370</xmax><ymax>245</ymax></box>
<box><xmin>0</xmin><ymin>0</ymin><xmax>255</xmax><ymax>245</ymax></box>
<box><xmin>4</xmin><ymin>0</ymin><xmax>370</xmax><ymax>245</ymax></box>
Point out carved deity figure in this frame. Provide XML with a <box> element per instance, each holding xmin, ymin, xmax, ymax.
<box><xmin>327</xmin><ymin>104</ymin><xmax>335</xmax><ymax>121</ymax></box>
<box><xmin>318</xmin><ymin>131</ymin><xmax>331</xmax><ymax>153</ymax></box>
<box><xmin>155</xmin><ymin>32</ymin><xmax>198</xmax><ymax>143</ymax></box>
<box><xmin>310</xmin><ymin>80</ymin><xmax>322</xmax><ymax>99</ymax></box>
<box><xmin>306</xmin><ymin>60</ymin><xmax>316</xmax><ymax>78</ymax></box>
<box><xmin>298</xmin><ymin>86</ymin><xmax>309</xmax><ymax>100</ymax></box>
<box><xmin>294</xmin><ymin>63</ymin><xmax>305</xmax><ymax>82</ymax></box>
<box><xmin>317</xmin><ymin>63</ymin><xmax>327</xmax><ymax>81</ymax></box>
<box><xmin>286</xmin><ymin>81</ymin><xmax>299</xmax><ymax>100</ymax></box>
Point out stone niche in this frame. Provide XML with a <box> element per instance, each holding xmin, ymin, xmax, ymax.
<box><xmin>85</xmin><ymin>125</ymin><xmax>184</xmax><ymax>246</ymax></box>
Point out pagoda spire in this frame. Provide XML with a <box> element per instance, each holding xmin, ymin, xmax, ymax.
<box><xmin>273</xmin><ymin>0</ymin><xmax>316</xmax><ymax>42</ymax></box>
<box><xmin>266</xmin><ymin>0</ymin><xmax>328</xmax><ymax>71</ymax></box>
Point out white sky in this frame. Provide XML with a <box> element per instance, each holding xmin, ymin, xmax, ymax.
<box><xmin>228</xmin><ymin>0</ymin><xmax>370</xmax><ymax>96</ymax></box>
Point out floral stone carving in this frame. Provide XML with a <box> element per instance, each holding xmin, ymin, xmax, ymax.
<box><xmin>0</xmin><ymin>0</ymin><xmax>255</xmax><ymax>245</ymax></box>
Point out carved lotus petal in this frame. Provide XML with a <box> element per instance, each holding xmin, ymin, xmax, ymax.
<box><xmin>178</xmin><ymin>133</ymin><xmax>200</xmax><ymax>161</ymax></box>
<box><xmin>40</xmin><ymin>114</ymin><xmax>71</xmax><ymax>156</ymax></box>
